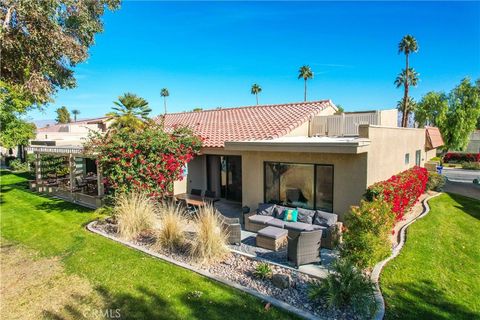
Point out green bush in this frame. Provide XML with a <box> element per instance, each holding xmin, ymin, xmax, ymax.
<box><xmin>426</xmin><ymin>172</ymin><xmax>446</xmax><ymax>191</ymax></box>
<box><xmin>461</xmin><ymin>162</ymin><xmax>480</xmax><ymax>170</ymax></box>
<box><xmin>9</xmin><ymin>159</ymin><xmax>29</xmax><ymax>171</ymax></box>
<box><xmin>309</xmin><ymin>259</ymin><xmax>376</xmax><ymax>317</ymax></box>
<box><xmin>253</xmin><ymin>262</ymin><xmax>272</xmax><ymax>280</ymax></box>
<box><xmin>341</xmin><ymin>198</ymin><xmax>395</xmax><ymax>270</ymax></box>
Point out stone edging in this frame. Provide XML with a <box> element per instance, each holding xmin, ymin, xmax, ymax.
<box><xmin>370</xmin><ymin>193</ymin><xmax>442</xmax><ymax>320</ymax></box>
<box><xmin>86</xmin><ymin>221</ymin><xmax>321</xmax><ymax>320</ymax></box>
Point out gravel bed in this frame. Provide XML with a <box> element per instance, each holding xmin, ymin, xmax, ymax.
<box><xmin>93</xmin><ymin>219</ymin><xmax>360</xmax><ymax>319</ymax></box>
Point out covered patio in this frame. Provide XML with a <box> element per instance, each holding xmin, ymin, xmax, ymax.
<box><xmin>26</xmin><ymin>145</ymin><xmax>105</xmax><ymax>209</ymax></box>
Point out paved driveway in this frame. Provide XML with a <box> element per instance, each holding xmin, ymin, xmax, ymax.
<box><xmin>442</xmin><ymin>167</ymin><xmax>480</xmax><ymax>183</ymax></box>
<box><xmin>443</xmin><ymin>181</ymin><xmax>480</xmax><ymax>200</ymax></box>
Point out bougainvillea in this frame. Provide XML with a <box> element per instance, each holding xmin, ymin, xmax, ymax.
<box><xmin>365</xmin><ymin>166</ymin><xmax>428</xmax><ymax>221</ymax></box>
<box><xmin>84</xmin><ymin>124</ymin><xmax>202</xmax><ymax>198</ymax></box>
<box><xmin>443</xmin><ymin>152</ymin><xmax>480</xmax><ymax>163</ymax></box>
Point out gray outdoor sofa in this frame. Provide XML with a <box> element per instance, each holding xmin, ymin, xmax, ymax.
<box><xmin>244</xmin><ymin>203</ymin><xmax>342</xmax><ymax>250</ymax></box>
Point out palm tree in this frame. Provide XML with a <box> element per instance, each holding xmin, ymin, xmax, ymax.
<box><xmin>398</xmin><ymin>35</ymin><xmax>419</xmax><ymax>127</ymax></box>
<box><xmin>298</xmin><ymin>65</ymin><xmax>314</xmax><ymax>101</ymax></box>
<box><xmin>107</xmin><ymin>93</ymin><xmax>151</xmax><ymax>132</ymax></box>
<box><xmin>160</xmin><ymin>88</ymin><xmax>169</xmax><ymax>115</ymax></box>
<box><xmin>395</xmin><ymin>67</ymin><xmax>419</xmax><ymax>126</ymax></box>
<box><xmin>250</xmin><ymin>84</ymin><xmax>262</xmax><ymax>105</ymax></box>
<box><xmin>71</xmin><ymin>109</ymin><xmax>80</xmax><ymax>122</ymax></box>
<box><xmin>396</xmin><ymin>96</ymin><xmax>416</xmax><ymax>127</ymax></box>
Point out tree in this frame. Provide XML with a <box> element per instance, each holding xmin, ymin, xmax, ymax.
<box><xmin>250</xmin><ymin>84</ymin><xmax>262</xmax><ymax>105</ymax></box>
<box><xmin>441</xmin><ymin>78</ymin><xmax>480</xmax><ymax>151</ymax></box>
<box><xmin>71</xmin><ymin>109</ymin><xmax>80</xmax><ymax>122</ymax></box>
<box><xmin>192</xmin><ymin>107</ymin><xmax>203</xmax><ymax>112</ymax></box>
<box><xmin>1</xmin><ymin>0</ymin><xmax>120</xmax><ymax>107</ymax></box>
<box><xmin>396</xmin><ymin>97</ymin><xmax>416</xmax><ymax>127</ymax></box>
<box><xmin>160</xmin><ymin>88</ymin><xmax>169</xmax><ymax>115</ymax></box>
<box><xmin>56</xmin><ymin>106</ymin><xmax>71</xmax><ymax>124</ymax></box>
<box><xmin>298</xmin><ymin>65</ymin><xmax>314</xmax><ymax>101</ymax></box>
<box><xmin>397</xmin><ymin>35</ymin><xmax>419</xmax><ymax>127</ymax></box>
<box><xmin>395</xmin><ymin>67</ymin><xmax>419</xmax><ymax>127</ymax></box>
<box><xmin>335</xmin><ymin>104</ymin><xmax>345</xmax><ymax>115</ymax></box>
<box><xmin>414</xmin><ymin>92</ymin><xmax>448</xmax><ymax>127</ymax></box>
<box><xmin>107</xmin><ymin>93</ymin><xmax>152</xmax><ymax>132</ymax></box>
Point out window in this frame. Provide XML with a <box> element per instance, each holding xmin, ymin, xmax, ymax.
<box><xmin>415</xmin><ymin>150</ymin><xmax>421</xmax><ymax>166</ymax></box>
<box><xmin>405</xmin><ymin>153</ymin><xmax>410</xmax><ymax>165</ymax></box>
<box><xmin>264</xmin><ymin>162</ymin><xmax>333</xmax><ymax>212</ymax></box>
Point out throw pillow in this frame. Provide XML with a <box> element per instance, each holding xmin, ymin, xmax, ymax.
<box><xmin>273</xmin><ymin>205</ymin><xmax>288</xmax><ymax>219</ymax></box>
<box><xmin>313</xmin><ymin>210</ymin><xmax>338</xmax><ymax>227</ymax></box>
<box><xmin>283</xmin><ymin>209</ymin><xmax>298</xmax><ymax>222</ymax></box>
<box><xmin>257</xmin><ymin>203</ymin><xmax>275</xmax><ymax>216</ymax></box>
<box><xmin>296</xmin><ymin>207</ymin><xmax>315</xmax><ymax>224</ymax></box>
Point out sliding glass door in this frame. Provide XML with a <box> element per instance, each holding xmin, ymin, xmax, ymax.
<box><xmin>207</xmin><ymin>155</ymin><xmax>242</xmax><ymax>202</ymax></box>
<box><xmin>264</xmin><ymin>162</ymin><xmax>333</xmax><ymax>212</ymax></box>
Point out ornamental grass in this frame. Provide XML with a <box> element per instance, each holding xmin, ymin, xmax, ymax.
<box><xmin>190</xmin><ymin>205</ymin><xmax>229</xmax><ymax>264</ymax></box>
<box><xmin>154</xmin><ymin>201</ymin><xmax>188</xmax><ymax>252</ymax></box>
<box><xmin>114</xmin><ymin>191</ymin><xmax>156</xmax><ymax>241</ymax></box>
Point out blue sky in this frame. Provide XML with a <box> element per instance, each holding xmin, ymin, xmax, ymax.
<box><xmin>29</xmin><ymin>1</ymin><xmax>480</xmax><ymax>122</ymax></box>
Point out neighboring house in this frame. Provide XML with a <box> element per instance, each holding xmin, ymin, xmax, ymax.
<box><xmin>158</xmin><ymin>100</ymin><xmax>442</xmax><ymax>220</ymax></box>
<box><xmin>465</xmin><ymin>130</ymin><xmax>480</xmax><ymax>153</ymax></box>
<box><xmin>33</xmin><ymin>117</ymin><xmax>111</xmax><ymax>146</ymax></box>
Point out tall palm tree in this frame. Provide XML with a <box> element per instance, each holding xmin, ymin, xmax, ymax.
<box><xmin>71</xmin><ymin>109</ymin><xmax>80</xmax><ymax>122</ymax></box>
<box><xmin>398</xmin><ymin>35</ymin><xmax>419</xmax><ymax>127</ymax></box>
<box><xmin>250</xmin><ymin>84</ymin><xmax>262</xmax><ymax>105</ymax></box>
<box><xmin>298</xmin><ymin>65</ymin><xmax>314</xmax><ymax>101</ymax></box>
<box><xmin>396</xmin><ymin>96</ymin><xmax>416</xmax><ymax>127</ymax></box>
<box><xmin>160</xmin><ymin>88</ymin><xmax>169</xmax><ymax>115</ymax></box>
<box><xmin>395</xmin><ymin>67</ymin><xmax>419</xmax><ymax>125</ymax></box>
<box><xmin>107</xmin><ymin>93</ymin><xmax>151</xmax><ymax>132</ymax></box>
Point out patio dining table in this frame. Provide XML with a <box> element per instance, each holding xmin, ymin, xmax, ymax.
<box><xmin>175</xmin><ymin>193</ymin><xmax>220</xmax><ymax>207</ymax></box>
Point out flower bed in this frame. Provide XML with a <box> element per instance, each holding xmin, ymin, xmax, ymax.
<box><xmin>365</xmin><ymin>166</ymin><xmax>428</xmax><ymax>220</ymax></box>
<box><xmin>443</xmin><ymin>152</ymin><xmax>480</xmax><ymax>163</ymax></box>
<box><xmin>91</xmin><ymin>219</ymin><xmax>361</xmax><ymax>320</ymax></box>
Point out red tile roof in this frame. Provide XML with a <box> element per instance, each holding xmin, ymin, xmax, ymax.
<box><xmin>425</xmin><ymin>126</ymin><xmax>444</xmax><ymax>149</ymax></box>
<box><xmin>155</xmin><ymin>100</ymin><xmax>336</xmax><ymax>148</ymax></box>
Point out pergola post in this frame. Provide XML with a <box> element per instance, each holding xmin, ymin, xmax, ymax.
<box><xmin>35</xmin><ymin>153</ymin><xmax>41</xmax><ymax>183</ymax></box>
<box><xmin>97</xmin><ymin>162</ymin><xmax>104</xmax><ymax>197</ymax></box>
<box><xmin>69</xmin><ymin>154</ymin><xmax>76</xmax><ymax>193</ymax></box>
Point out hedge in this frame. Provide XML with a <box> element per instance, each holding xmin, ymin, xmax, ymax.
<box><xmin>443</xmin><ymin>152</ymin><xmax>480</xmax><ymax>163</ymax></box>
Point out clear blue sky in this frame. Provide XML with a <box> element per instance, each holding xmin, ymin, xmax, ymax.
<box><xmin>28</xmin><ymin>1</ymin><xmax>480</xmax><ymax>122</ymax></box>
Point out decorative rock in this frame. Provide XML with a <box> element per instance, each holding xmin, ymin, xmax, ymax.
<box><xmin>271</xmin><ymin>273</ymin><xmax>291</xmax><ymax>289</ymax></box>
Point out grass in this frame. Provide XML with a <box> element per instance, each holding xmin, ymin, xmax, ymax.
<box><xmin>381</xmin><ymin>193</ymin><xmax>480</xmax><ymax>320</ymax></box>
<box><xmin>0</xmin><ymin>171</ymin><xmax>296</xmax><ymax>319</ymax></box>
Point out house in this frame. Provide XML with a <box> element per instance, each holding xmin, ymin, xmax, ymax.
<box><xmin>159</xmin><ymin>100</ymin><xmax>442</xmax><ymax>220</ymax></box>
<box><xmin>465</xmin><ymin>130</ymin><xmax>480</xmax><ymax>153</ymax></box>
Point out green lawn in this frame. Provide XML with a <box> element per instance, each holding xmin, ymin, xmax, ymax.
<box><xmin>0</xmin><ymin>171</ymin><xmax>295</xmax><ymax>319</ymax></box>
<box><xmin>381</xmin><ymin>193</ymin><xmax>480</xmax><ymax>320</ymax></box>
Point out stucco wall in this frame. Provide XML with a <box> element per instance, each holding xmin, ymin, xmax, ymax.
<box><xmin>240</xmin><ymin>151</ymin><xmax>368</xmax><ymax>220</ymax></box>
<box><xmin>466</xmin><ymin>130</ymin><xmax>480</xmax><ymax>153</ymax></box>
<box><xmin>359</xmin><ymin>125</ymin><xmax>434</xmax><ymax>185</ymax></box>
<box><xmin>186</xmin><ymin>155</ymin><xmax>207</xmax><ymax>193</ymax></box>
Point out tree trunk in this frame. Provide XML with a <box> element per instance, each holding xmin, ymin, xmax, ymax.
<box><xmin>256</xmin><ymin>94</ymin><xmax>258</xmax><ymax>105</ymax></box>
<box><xmin>304</xmin><ymin>79</ymin><xmax>307</xmax><ymax>102</ymax></box>
<box><xmin>164</xmin><ymin>97</ymin><xmax>167</xmax><ymax>115</ymax></box>
<box><xmin>402</xmin><ymin>54</ymin><xmax>410</xmax><ymax>127</ymax></box>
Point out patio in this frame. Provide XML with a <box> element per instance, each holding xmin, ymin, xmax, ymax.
<box><xmin>213</xmin><ymin>200</ymin><xmax>337</xmax><ymax>278</ymax></box>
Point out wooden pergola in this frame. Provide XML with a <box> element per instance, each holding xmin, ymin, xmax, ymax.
<box><xmin>26</xmin><ymin>145</ymin><xmax>104</xmax><ymax>208</ymax></box>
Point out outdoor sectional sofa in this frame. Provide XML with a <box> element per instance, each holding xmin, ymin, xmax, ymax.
<box><xmin>244</xmin><ymin>203</ymin><xmax>342</xmax><ymax>250</ymax></box>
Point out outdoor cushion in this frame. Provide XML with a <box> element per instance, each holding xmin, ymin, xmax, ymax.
<box><xmin>313</xmin><ymin>210</ymin><xmax>338</xmax><ymax>227</ymax></box>
<box><xmin>273</xmin><ymin>205</ymin><xmax>289</xmax><ymax>219</ymax></box>
<box><xmin>284</xmin><ymin>221</ymin><xmax>314</xmax><ymax>231</ymax></box>
<box><xmin>296</xmin><ymin>207</ymin><xmax>316</xmax><ymax>224</ymax></box>
<box><xmin>249</xmin><ymin>215</ymin><xmax>274</xmax><ymax>224</ymax></box>
<box><xmin>258</xmin><ymin>226</ymin><xmax>288</xmax><ymax>240</ymax></box>
<box><xmin>311</xmin><ymin>224</ymin><xmax>328</xmax><ymax>238</ymax></box>
<box><xmin>266</xmin><ymin>218</ymin><xmax>285</xmax><ymax>228</ymax></box>
<box><xmin>283</xmin><ymin>209</ymin><xmax>298</xmax><ymax>222</ymax></box>
<box><xmin>257</xmin><ymin>203</ymin><xmax>275</xmax><ymax>216</ymax></box>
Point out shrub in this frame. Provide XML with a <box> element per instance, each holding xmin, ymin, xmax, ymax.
<box><xmin>365</xmin><ymin>166</ymin><xmax>428</xmax><ymax>220</ymax></box>
<box><xmin>85</xmin><ymin>124</ymin><xmax>202</xmax><ymax>197</ymax></box>
<box><xmin>113</xmin><ymin>191</ymin><xmax>156</xmax><ymax>240</ymax></box>
<box><xmin>443</xmin><ymin>152</ymin><xmax>480</xmax><ymax>163</ymax></box>
<box><xmin>154</xmin><ymin>202</ymin><xmax>188</xmax><ymax>252</ymax></box>
<box><xmin>461</xmin><ymin>162</ymin><xmax>480</xmax><ymax>170</ymax></box>
<box><xmin>341</xmin><ymin>198</ymin><xmax>395</xmax><ymax>270</ymax></box>
<box><xmin>190</xmin><ymin>205</ymin><xmax>229</xmax><ymax>264</ymax></box>
<box><xmin>309</xmin><ymin>259</ymin><xmax>376</xmax><ymax>317</ymax></box>
<box><xmin>9</xmin><ymin>159</ymin><xmax>29</xmax><ymax>171</ymax></box>
<box><xmin>426</xmin><ymin>172</ymin><xmax>446</xmax><ymax>191</ymax></box>
<box><xmin>253</xmin><ymin>262</ymin><xmax>272</xmax><ymax>280</ymax></box>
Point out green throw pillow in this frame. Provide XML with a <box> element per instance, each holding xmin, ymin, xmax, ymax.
<box><xmin>283</xmin><ymin>209</ymin><xmax>298</xmax><ymax>222</ymax></box>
